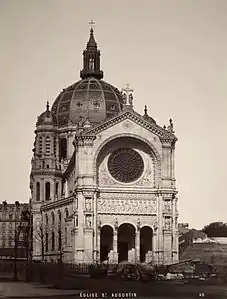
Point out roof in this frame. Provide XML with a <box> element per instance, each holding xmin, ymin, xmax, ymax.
<box><xmin>180</xmin><ymin>243</ymin><xmax>227</xmax><ymax>265</ymax></box>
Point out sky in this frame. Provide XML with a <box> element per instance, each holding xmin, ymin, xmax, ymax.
<box><xmin>0</xmin><ymin>0</ymin><xmax>227</xmax><ymax>230</ymax></box>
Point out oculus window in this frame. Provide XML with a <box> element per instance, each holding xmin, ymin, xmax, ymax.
<box><xmin>107</xmin><ymin>148</ymin><xmax>144</xmax><ymax>183</ymax></box>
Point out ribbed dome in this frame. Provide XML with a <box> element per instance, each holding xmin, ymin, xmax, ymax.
<box><xmin>51</xmin><ymin>78</ymin><xmax>123</xmax><ymax>127</ymax></box>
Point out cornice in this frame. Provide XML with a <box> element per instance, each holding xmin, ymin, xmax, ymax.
<box><xmin>82</xmin><ymin>110</ymin><xmax>177</xmax><ymax>141</ymax></box>
<box><xmin>97</xmin><ymin>187</ymin><xmax>178</xmax><ymax>195</ymax></box>
<box><xmin>40</xmin><ymin>196</ymin><xmax>74</xmax><ymax>211</ymax></box>
<box><xmin>31</xmin><ymin>170</ymin><xmax>63</xmax><ymax>177</ymax></box>
<box><xmin>35</xmin><ymin>128</ymin><xmax>58</xmax><ymax>134</ymax></box>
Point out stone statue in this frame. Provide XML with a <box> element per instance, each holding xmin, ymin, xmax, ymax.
<box><xmin>122</xmin><ymin>92</ymin><xmax>127</xmax><ymax>105</ymax></box>
<box><xmin>165</xmin><ymin>217</ymin><xmax>171</xmax><ymax>230</ymax></box>
<box><xmin>86</xmin><ymin>198</ymin><xmax>92</xmax><ymax>210</ymax></box>
<box><xmin>86</xmin><ymin>215</ymin><xmax>92</xmax><ymax>227</ymax></box>
<box><xmin>167</xmin><ymin>118</ymin><xmax>174</xmax><ymax>132</ymax></box>
<box><xmin>129</xmin><ymin>93</ymin><xmax>133</xmax><ymax>106</ymax></box>
<box><xmin>78</xmin><ymin>117</ymin><xmax>84</xmax><ymax>127</ymax></box>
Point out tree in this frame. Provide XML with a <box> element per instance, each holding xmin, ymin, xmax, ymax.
<box><xmin>33</xmin><ymin>211</ymin><xmax>65</xmax><ymax>263</ymax></box>
<box><xmin>202</xmin><ymin>222</ymin><xmax>227</xmax><ymax>237</ymax></box>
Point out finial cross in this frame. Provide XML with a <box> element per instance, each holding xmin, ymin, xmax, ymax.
<box><xmin>89</xmin><ymin>20</ymin><xmax>95</xmax><ymax>29</ymax></box>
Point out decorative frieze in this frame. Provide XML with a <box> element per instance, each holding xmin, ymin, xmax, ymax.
<box><xmin>99</xmin><ymin>192</ymin><xmax>156</xmax><ymax>201</ymax></box>
<box><xmin>98</xmin><ymin>198</ymin><xmax>157</xmax><ymax>215</ymax></box>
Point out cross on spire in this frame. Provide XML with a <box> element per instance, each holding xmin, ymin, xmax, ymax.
<box><xmin>89</xmin><ymin>20</ymin><xmax>95</xmax><ymax>29</ymax></box>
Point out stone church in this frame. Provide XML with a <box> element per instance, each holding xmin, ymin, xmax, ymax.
<box><xmin>30</xmin><ymin>26</ymin><xmax>179</xmax><ymax>265</ymax></box>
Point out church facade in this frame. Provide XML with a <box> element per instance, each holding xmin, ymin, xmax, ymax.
<box><xmin>30</xmin><ymin>27</ymin><xmax>179</xmax><ymax>265</ymax></box>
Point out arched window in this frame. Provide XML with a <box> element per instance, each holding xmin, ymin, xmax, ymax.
<box><xmin>45</xmin><ymin>182</ymin><xmax>50</xmax><ymax>201</ymax></box>
<box><xmin>55</xmin><ymin>182</ymin><xmax>59</xmax><ymax>198</ymax></box>
<box><xmin>89</xmin><ymin>58</ymin><xmax>95</xmax><ymax>71</ymax></box>
<box><xmin>65</xmin><ymin>227</ymin><xmax>67</xmax><ymax>245</ymax></box>
<box><xmin>54</xmin><ymin>137</ymin><xmax>57</xmax><ymax>157</ymax></box>
<box><xmin>45</xmin><ymin>136</ymin><xmax>51</xmax><ymax>155</ymax></box>
<box><xmin>65</xmin><ymin>208</ymin><xmax>69</xmax><ymax>219</ymax></box>
<box><xmin>51</xmin><ymin>231</ymin><xmax>55</xmax><ymax>251</ymax></box>
<box><xmin>58</xmin><ymin>230</ymin><xmax>62</xmax><ymax>250</ymax></box>
<box><xmin>45</xmin><ymin>213</ymin><xmax>48</xmax><ymax>225</ymax></box>
<box><xmin>36</xmin><ymin>182</ymin><xmax>40</xmax><ymax>201</ymax></box>
<box><xmin>61</xmin><ymin>181</ymin><xmax>65</xmax><ymax>196</ymax></box>
<box><xmin>45</xmin><ymin>232</ymin><xmax>48</xmax><ymax>252</ymax></box>
<box><xmin>59</xmin><ymin>138</ymin><xmax>67</xmax><ymax>160</ymax></box>
<box><xmin>58</xmin><ymin>210</ymin><xmax>61</xmax><ymax>223</ymax></box>
<box><xmin>51</xmin><ymin>212</ymin><xmax>55</xmax><ymax>225</ymax></box>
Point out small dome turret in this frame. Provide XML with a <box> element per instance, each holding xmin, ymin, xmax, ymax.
<box><xmin>36</xmin><ymin>101</ymin><xmax>57</xmax><ymax>127</ymax></box>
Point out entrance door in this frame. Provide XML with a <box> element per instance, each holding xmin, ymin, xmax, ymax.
<box><xmin>118</xmin><ymin>242</ymin><xmax>128</xmax><ymax>262</ymax></box>
<box><xmin>140</xmin><ymin>244</ymin><xmax>146</xmax><ymax>262</ymax></box>
<box><xmin>100</xmin><ymin>245</ymin><xmax>109</xmax><ymax>262</ymax></box>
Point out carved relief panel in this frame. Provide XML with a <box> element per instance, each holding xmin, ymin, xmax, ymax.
<box><xmin>97</xmin><ymin>193</ymin><xmax>156</xmax><ymax>215</ymax></box>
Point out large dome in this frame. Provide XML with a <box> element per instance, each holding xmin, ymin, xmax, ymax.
<box><xmin>51</xmin><ymin>78</ymin><xmax>123</xmax><ymax>127</ymax></box>
<box><xmin>51</xmin><ymin>28</ymin><xmax>124</xmax><ymax>127</ymax></box>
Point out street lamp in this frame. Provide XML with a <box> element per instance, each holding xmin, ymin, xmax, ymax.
<box><xmin>14</xmin><ymin>202</ymin><xmax>33</xmax><ymax>282</ymax></box>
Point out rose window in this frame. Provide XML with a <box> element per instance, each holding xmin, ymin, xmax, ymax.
<box><xmin>107</xmin><ymin>148</ymin><xmax>144</xmax><ymax>183</ymax></box>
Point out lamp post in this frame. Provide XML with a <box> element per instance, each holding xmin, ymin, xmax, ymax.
<box><xmin>13</xmin><ymin>207</ymin><xmax>20</xmax><ymax>281</ymax></box>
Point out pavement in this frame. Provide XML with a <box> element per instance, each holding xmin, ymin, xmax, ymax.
<box><xmin>0</xmin><ymin>281</ymin><xmax>84</xmax><ymax>298</ymax></box>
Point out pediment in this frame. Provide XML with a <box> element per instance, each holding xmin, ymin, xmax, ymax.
<box><xmin>83</xmin><ymin>110</ymin><xmax>177</xmax><ymax>141</ymax></box>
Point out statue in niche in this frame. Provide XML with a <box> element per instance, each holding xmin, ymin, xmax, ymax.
<box><xmin>165</xmin><ymin>217</ymin><xmax>171</xmax><ymax>230</ymax></box>
<box><xmin>85</xmin><ymin>198</ymin><xmax>92</xmax><ymax>211</ymax></box>
<box><xmin>164</xmin><ymin>201</ymin><xmax>171</xmax><ymax>212</ymax></box>
<box><xmin>86</xmin><ymin>215</ymin><xmax>92</xmax><ymax>227</ymax></box>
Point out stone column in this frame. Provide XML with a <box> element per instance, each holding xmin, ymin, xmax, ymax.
<box><xmin>113</xmin><ymin>228</ymin><xmax>118</xmax><ymax>263</ymax></box>
<box><xmin>135</xmin><ymin>230</ymin><xmax>140</xmax><ymax>262</ymax></box>
<box><xmin>157</xmin><ymin>193</ymin><xmax>164</xmax><ymax>264</ymax></box>
<box><xmin>97</xmin><ymin>230</ymin><xmax>100</xmax><ymax>262</ymax></box>
<box><xmin>152</xmin><ymin>232</ymin><xmax>157</xmax><ymax>264</ymax></box>
<box><xmin>65</xmin><ymin>180</ymin><xmax>69</xmax><ymax>198</ymax></box>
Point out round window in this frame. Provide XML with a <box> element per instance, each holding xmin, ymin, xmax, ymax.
<box><xmin>107</xmin><ymin>148</ymin><xmax>144</xmax><ymax>183</ymax></box>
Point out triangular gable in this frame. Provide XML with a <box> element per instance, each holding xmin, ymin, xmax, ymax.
<box><xmin>82</xmin><ymin>109</ymin><xmax>177</xmax><ymax>141</ymax></box>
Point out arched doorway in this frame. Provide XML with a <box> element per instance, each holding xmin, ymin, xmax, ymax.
<box><xmin>118</xmin><ymin>223</ymin><xmax>136</xmax><ymax>263</ymax></box>
<box><xmin>140</xmin><ymin>226</ymin><xmax>153</xmax><ymax>263</ymax></box>
<box><xmin>100</xmin><ymin>225</ymin><xmax>113</xmax><ymax>262</ymax></box>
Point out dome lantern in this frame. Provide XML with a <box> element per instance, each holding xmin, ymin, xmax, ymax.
<box><xmin>80</xmin><ymin>21</ymin><xmax>103</xmax><ymax>80</ymax></box>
